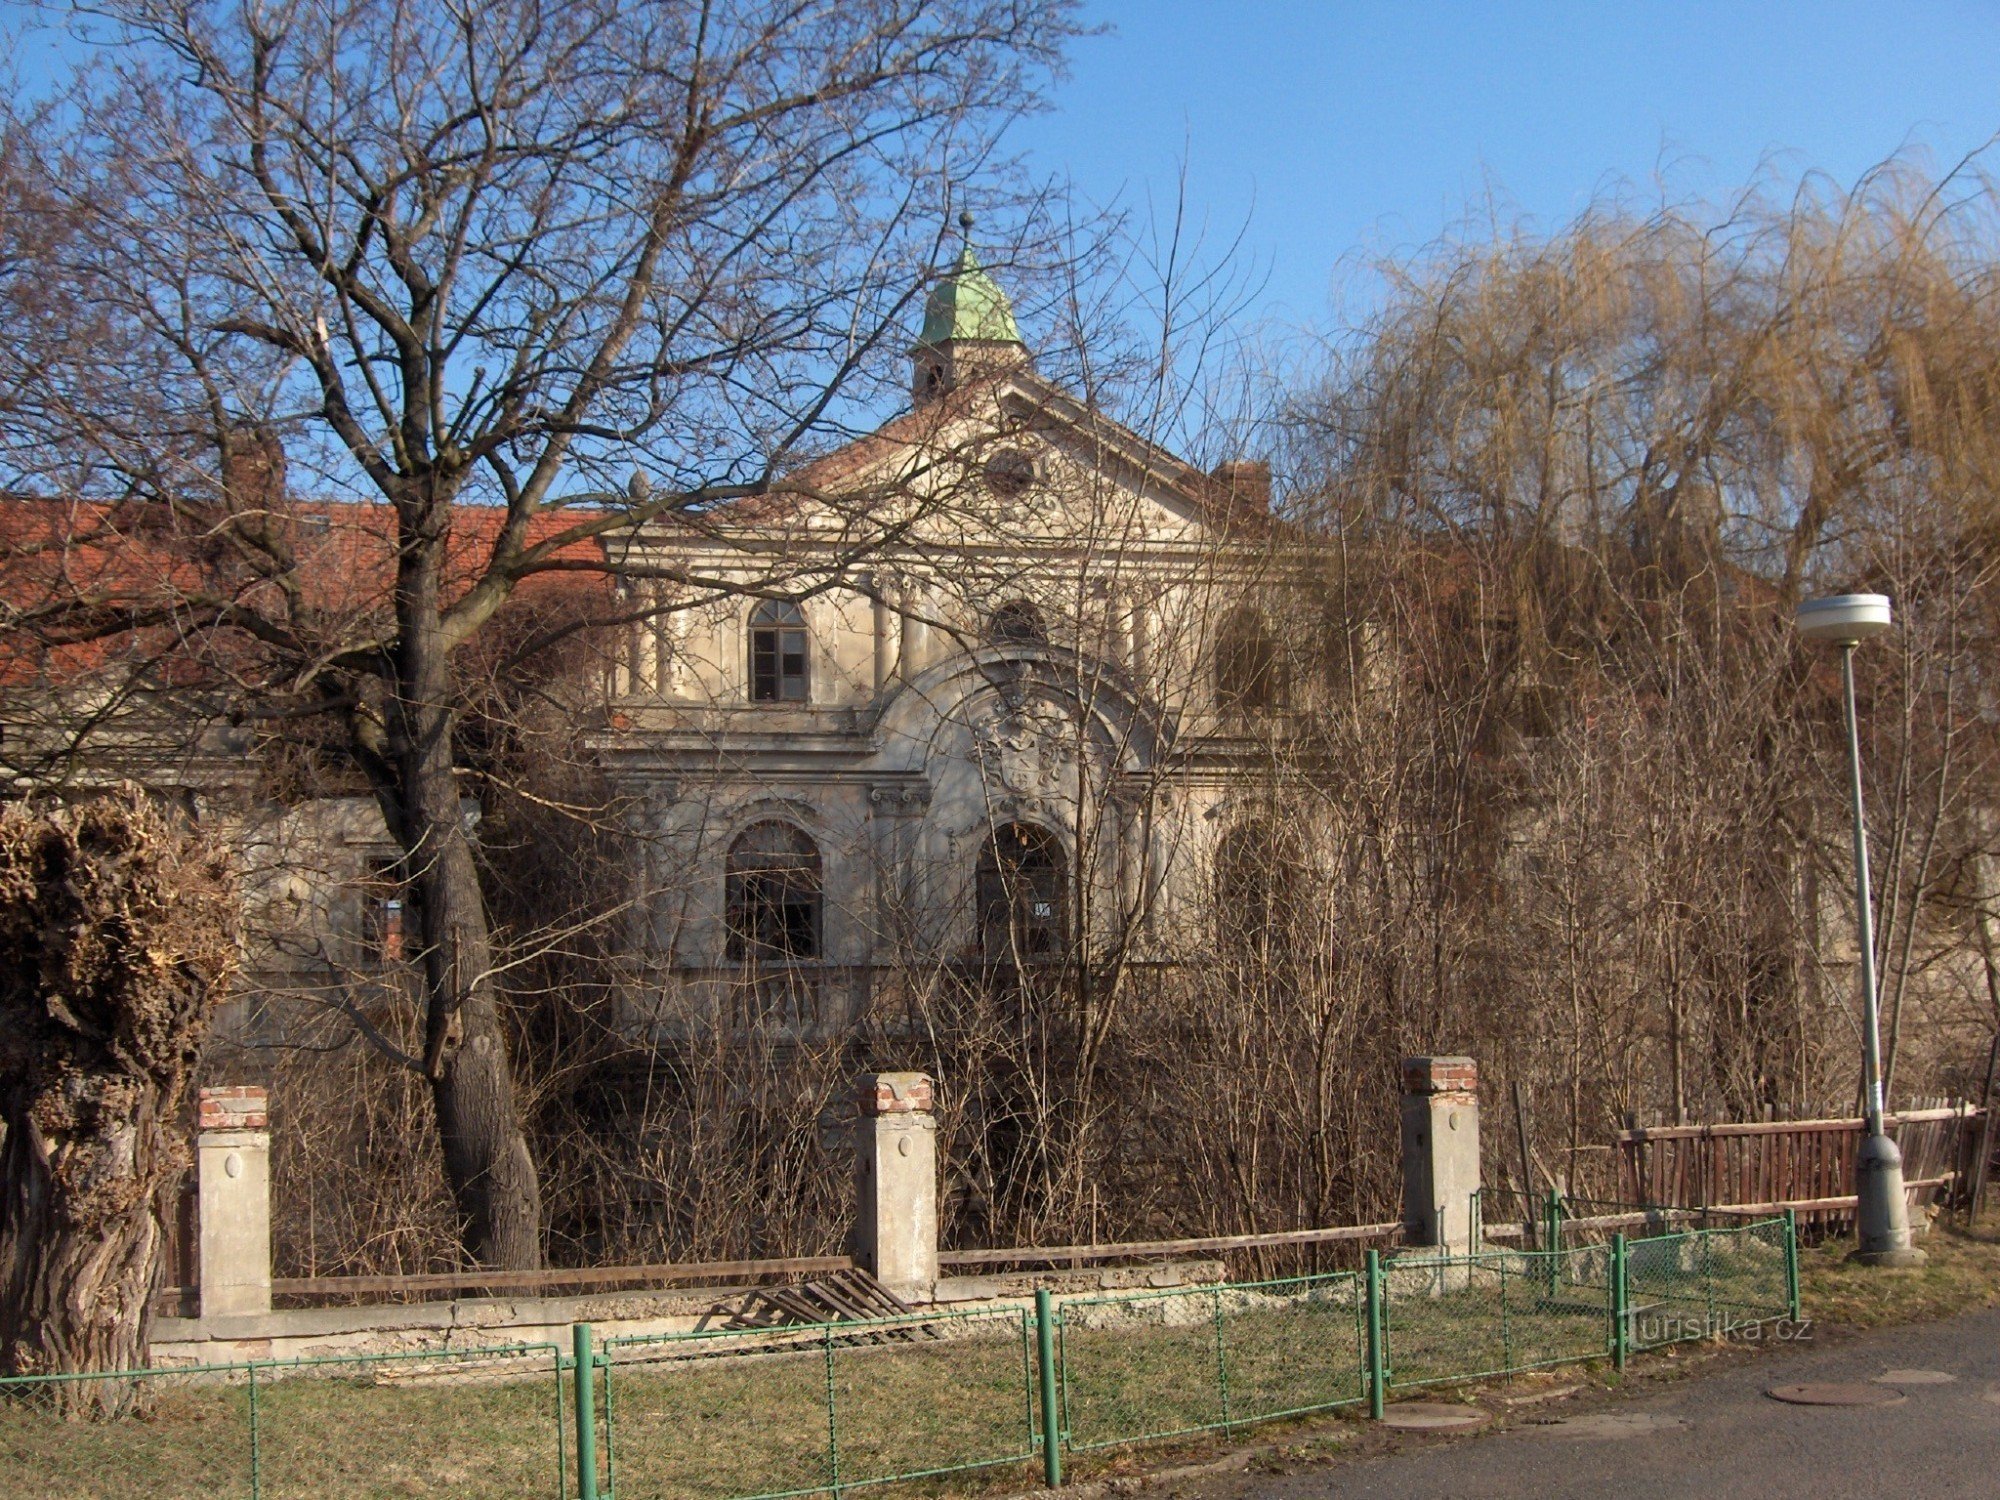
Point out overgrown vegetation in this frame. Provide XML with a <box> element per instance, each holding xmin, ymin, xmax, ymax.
<box><xmin>6</xmin><ymin>7</ymin><xmax>1997</xmax><ymax>1282</ymax></box>
<box><xmin>0</xmin><ymin>0</ymin><xmax>1084</xmax><ymax>1271</ymax></box>
<box><xmin>234</xmin><ymin>161</ymin><xmax>2000</xmax><ymax>1281</ymax></box>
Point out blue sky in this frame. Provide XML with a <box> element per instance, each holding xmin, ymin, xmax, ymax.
<box><xmin>13</xmin><ymin>1</ymin><xmax>1999</xmax><ymax>381</ymax></box>
<box><xmin>1011</xmin><ymin>1</ymin><xmax>2000</xmax><ymax>332</ymax></box>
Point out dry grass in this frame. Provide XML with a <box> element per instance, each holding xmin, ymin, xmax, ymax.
<box><xmin>0</xmin><ymin>1352</ymin><xmax>568</xmax><ymax>1500</ymax></box>
<box><xmin>599</xmin><ymin>1313</ymin><xmax>1038</xmax><ymax>1500</ymax></box>
<box><xmin>1796</xmin><ymin>1211</ymin><xmax>2000</xmax><ymax>1332</ymax></box>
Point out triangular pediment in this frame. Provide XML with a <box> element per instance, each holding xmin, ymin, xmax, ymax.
<box><xmin>721</xmin><ymin>370</ymin><xmax>1264</xmax><ymax>550</ymax></box>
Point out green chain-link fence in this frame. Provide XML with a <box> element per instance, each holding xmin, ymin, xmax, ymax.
<box><xmin>1054</xmin><ymin>1270</ymin><xmax>1367</xmax><ymax>1451</ymax></box>
<box><xmin>1380</xmin><ymin>1242</ymin><xmax>1616</xmax><ymax>1390</ymax></box>
<box><xmin>595</xmin><ymin>1305</ymin><xmax>1039</xmax><ymax>1500</ymax></box>
<box><xmin>0</xmin><ymin>1216</ymin><xmax>1798</xmax><ymax>1500</ymax></box>
<box><xmin>0</xmin><ymin>1341</ymin><xmax>567</xmax><ymax>1500</ymax></box>
<box><xmin>0</xmin><ymin>1363</ymin><xmax>255</xmax><ymax>1500</ymax></box>
<box><xmin>1625</xmin><ymin>1215</ymin><xmax>1796</xmax><ymax>1350</ymax></box>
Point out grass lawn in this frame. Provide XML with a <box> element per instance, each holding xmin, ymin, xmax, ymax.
<box><xmin>599</xmin><ymin>1311</ymin><xmax>1037</xmax><ymax>1500</ymax></box>
<box><xmin>1057</xmin><ymin>1281</ymin><xmax>1366</xmax><ymax>1449</ymax></box>
<box><xmin>0</xmin><ymin>1349</ymin><xmax>568</xmax><ymax>1500</ymax></box>
<box><xmin>1797</xmin><ymin>1209</ymin><xmax>2000</xmax><ymax>1330</ymax></box>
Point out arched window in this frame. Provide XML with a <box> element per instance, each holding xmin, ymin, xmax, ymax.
<box><xmin>1215</xmin><ymin>818</ymin><xmax>1292</xmax><ymax>956</ymax></box>
<box><xmin>748</xmin><ymin>600</ymin><xmax>809</xmax><ymax>702</ymax></box>
<box><xmin>726</xmin><ymin>822</ymin><xmax>821</xmax><ymax>961</ymax></box>
<box><xmin>978</xmin><ymin>822</ymin><xmax>1065</xmax><ymax>960</ymax></box>
<box><xmin>1215</xmin><ymin>606</ymin><xmax>1282</xmax><ymax>711</ymax></box>
<box><xmin>987</xmin><ymin>599</ymin><xmax>1047</xmax><ymax>647</ymax></box>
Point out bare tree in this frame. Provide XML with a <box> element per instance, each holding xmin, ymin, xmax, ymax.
<box><xmin>0</xmin><ymin>0</ymin><xmax>1080</xmax><ymax>1267</ymax></box>
<box><xmin>1277</xmin><ymin>158</ymin><xmax>2000</xmax><ymax>1180</ymax></box>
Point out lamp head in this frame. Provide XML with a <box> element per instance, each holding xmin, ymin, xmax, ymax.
<box><xmin>1796</xmin><ymin>593</ymin><xmax>1892</xmax><ymax>646</ymax></box>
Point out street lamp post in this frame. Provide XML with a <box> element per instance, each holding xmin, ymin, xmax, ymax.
<box><xmin>1795</xmin><ymin>593</ymin><xmax>1926</xmax><ymax>1267</ymax></box>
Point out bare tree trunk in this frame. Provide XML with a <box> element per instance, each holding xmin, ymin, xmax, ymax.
<box><xmin>0</xmin><ymin>1110</ymin><xmax>170</xmax><ymax>1412</ymax></box>
<box><xmin>0</xmin><ymin>793</ymin><xmax>238</xmax><ymax>1411</ymax></box>
<box><xmin>392</xmin><ymin>521</ymin><xmax>543</xmax><ymax>1270</ymax></box>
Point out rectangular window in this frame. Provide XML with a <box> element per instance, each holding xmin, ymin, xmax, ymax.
<box><xmin>750</xmin><ymin>626</ymin><xmax>809</xmax><ymax>701</ymax></box>
<box><xmin>779</xmin><ymin>634</ymin><xmax>808</xmax><ymax>700</ymax></box>
<box><xmin>751</xmin><ymin>633</ymin><xmax>778</xmax><ymax>700</ymax></box>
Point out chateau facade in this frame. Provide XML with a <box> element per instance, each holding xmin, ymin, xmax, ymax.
<box><xmin>0</xmin><ymin>248</ymin><xmax>1300</xmax><ymax>1051</ymax></box>
<box><xmin>592</xmin><ymin>247</ymin><xmax>1294</xmax><ymax>1035</ymax></box>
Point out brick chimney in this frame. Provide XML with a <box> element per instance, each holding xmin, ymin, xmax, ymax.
<box><xmin>222</xmin><ymin>421</ymin><xmax>288</xmax><ymax>508</ymax></box>
<box><xmin>1210</xmin><ymin>459</ymin><xmax>1271</xmax><ymax>513</ymax></box>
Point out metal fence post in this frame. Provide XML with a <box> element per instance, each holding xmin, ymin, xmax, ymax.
<box><xmin>248</xmin><ymin>1361</ymin><xmax>261</xmax><ymax>1500</ymax></box>
<box><xmin>572</xmin><ymin>1324</ymin><xmax>599</xmax><ymax>1500</ymax></box>
<box><xmin>1212</xmin><ymin>1286</ymin><xmax>1232</xmax><ymax>1433</ymax></box>
<box><xmin>1544</xmin><ymin>1190</ymin><xmax>1560</xmax><ymax>1299</ymax></box>
<box><xmin>1784</xmin><ymin>1208</ymin><xmax>1802</xmax><ymax>1323</ymax></box>
<box><xmin>1035</xmin><ymin>1288</ymin><xmax>1063</xmax><ymax>1488</ymax></box>
<box><xmin>1702</xmin><ymin>1226</ymin><xmax>1716</xmax><ymax>1333</ymax></box>
<box><xmin>1610</xmin><ymin>1233</ymin><xmax>1629</xmax><ymax>1371</ymax></box>
<box><xmin>1365</xmin><ymin>1249</ymin><xmax>1386</xmax><ymax>1420</ymax></box>
<box><xmin>823</xmin><ymin>1322</ymin><xmax>841</xmax><ymax>1497</ymax></box>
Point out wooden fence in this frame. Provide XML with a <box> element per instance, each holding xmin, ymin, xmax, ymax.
<box><xmin>1615</xmin><ymin>1105</ymin><xmax>1984</xmax><ymax>1223</ymax></box>
<box><xmin>232</xmin><ymin>1225</ymin><xmax>1404</xmax><ymax>1310</ymax></box>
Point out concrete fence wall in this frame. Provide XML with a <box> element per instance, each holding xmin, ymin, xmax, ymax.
<box><xmin>157</xmin><ymin>1057</ymin><xmax>1481</xmax><ymax>1363</ymax></box>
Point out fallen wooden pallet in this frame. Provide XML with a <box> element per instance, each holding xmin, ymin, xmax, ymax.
<box><xmin>712</xmin><ymin>1267</ymin><xmax>932</xmax><ymax>1338</ymax></box>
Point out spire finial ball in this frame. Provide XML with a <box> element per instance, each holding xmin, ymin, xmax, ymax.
<box><xmin>958</xmin><ymin>209</ymin><xmax>976</xmax><ymax>234</ymax></box>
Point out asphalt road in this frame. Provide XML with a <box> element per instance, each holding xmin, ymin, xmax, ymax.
<box><xmin>1235</xmin><ymin>1305</ymin><xmax>2000</xmax><ymax>1500</ymax></box>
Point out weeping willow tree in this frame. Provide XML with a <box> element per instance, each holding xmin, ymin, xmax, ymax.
<box><xmin>1270</xmin><ymin>158</ymin><xmax>2000</xmax><ymax>1179</ymax></box>
<box><xmin>0</xmin><ymin>790</ymin><xmax>237</xmax><ymax>1412</ymax></box>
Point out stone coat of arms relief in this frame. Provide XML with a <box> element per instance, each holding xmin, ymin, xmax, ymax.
<box><xmin>932</xmin><ymin>690</ymin><xmax>1091</xmax><ymax>861</ymax></box>
<box><xmin>968</xmin><ymin>691</ymin><xmax>1079</xmax><ymax>799</ymax></box>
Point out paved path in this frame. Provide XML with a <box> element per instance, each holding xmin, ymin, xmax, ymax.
<box><xmin>1237</xmin><ymin>1305</ymin><xmax>2000</xmax><ymax>1500</ymax></box>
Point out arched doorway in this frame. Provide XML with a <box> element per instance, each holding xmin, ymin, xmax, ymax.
<box><xmin>976</xmin><ymin>822</ymin><xmax>1065</xmax><ymax>961</ymax></box>
<box><xmin>725</xmin><ymin>820</ymin><xmax>821</xmax><ymax>961</ymax></box>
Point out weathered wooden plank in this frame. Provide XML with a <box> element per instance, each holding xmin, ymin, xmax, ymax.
<box><xmin>1697</xmin><ymin>1177</ymin><xmax>1952</xmax><ymax>1219</ymax></box>
<box><xmin>272</xmin><ymin>1254</ymin><xmax>853</xmax><ymax>1298</ymax></box>
<box><xmin>1616</xmin><ymin>1107</ymin><xmax>1978</xmax><ymax>1143</ymax></box>
<box><xmin>936</xmin><ymin>1221</ymin><xmax>1404</xmax><ymax>1268</ymax></box>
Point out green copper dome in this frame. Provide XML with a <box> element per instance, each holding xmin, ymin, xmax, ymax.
<box><xmin>918</xmin><ymin>246</ymin><xmax>1022</xmax><ymax>346</ymax></box>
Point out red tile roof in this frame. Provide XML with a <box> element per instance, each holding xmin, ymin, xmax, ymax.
<box><xmin>0</xmin><ymin>496</ymin><xmax>610</xmax><ymax>688</ymax></box>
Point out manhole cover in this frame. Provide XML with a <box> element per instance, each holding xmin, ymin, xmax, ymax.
<box><xmin>1874</xmin><ymin>1368</ymin><xmax>1956</xmax><ymax>1385</ymax></box>
<box><xmin>1767</xmin><ymin>1383</ymin><xmax>1906</xmax><ymax>1407</ymax></box>
<box><xmin>1530</xmin><ymin>1412</ymin><xmax>1688</xmax><ymax>1440</ymax></box>
<box><xmin>1378</xmin><ymin>1402</ymin><xmax>1491</xmax><ymax>1431</ymax></box>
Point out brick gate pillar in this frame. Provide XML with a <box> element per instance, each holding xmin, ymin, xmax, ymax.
<box><xmin>196</xmin><ymin>1086</ymin><xmax>272</xmax><ymax>1319</ymax></box>
<box><xmin>853</xmin><ymin>1072</ymin><xmax>938</xmax><ymax>1301</ymax></box>
<box><xmin>1400</xmin><ymin>1057</ymin><xmax>1481</xmax><ymax>1256</ymax></box>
